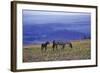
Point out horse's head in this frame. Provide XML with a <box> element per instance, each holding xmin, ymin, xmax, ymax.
<box><xmin>46</xmin><ymin>41</ymin><xmax>50</xmax><ymax>44</ymax></box>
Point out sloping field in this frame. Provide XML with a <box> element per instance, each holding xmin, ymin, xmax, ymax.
<box><xmin>23</xmin><ymin>39</ymin><xmax>91</xmax><ymax>62</ymax></box>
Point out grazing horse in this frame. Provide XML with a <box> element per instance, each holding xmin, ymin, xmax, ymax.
<box><xmin>52</xmin><ymin>40</ymin><xmax>73</xmax><ymax>51</ymax></box>
<box><xmin>41</xmin><ymin>41</ymin><xmax>49</xmax><ymax>52</ymax></box>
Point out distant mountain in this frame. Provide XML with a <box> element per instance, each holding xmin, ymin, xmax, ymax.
<box><xmin>45</xmin><ymin>29</ymin><xmax>85</xmax><ymax>41</ymax></box>
<box><xmin>23</xmin><ymin>24</ymin><xmax>90</xmax><ymax>45</ymax></box>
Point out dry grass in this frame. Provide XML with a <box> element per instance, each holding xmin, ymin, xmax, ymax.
<box><xmin>23</xmin><ymin>39</ymin><xmax>91</xmax><ymax>62</ymax></box>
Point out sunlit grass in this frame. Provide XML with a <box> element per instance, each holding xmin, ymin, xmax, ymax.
<box><xmin>23</xmin><ymin>39</ymin><xmax>91</xmax><ymax>62</ymax></box>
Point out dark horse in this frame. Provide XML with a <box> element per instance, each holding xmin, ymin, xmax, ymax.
<box><xmin>41</xmin><ymin>41</ymin><xmax>49</xmax><ymax>52</ymax></box>
<box><xmin>52</xmin><ymin>40</ymin><xmax>58</xmax><ymax>51</ymax></box>
<box><xmin>52</xmin><ymin>40</ymin><xmax>73</xmax><ymax>51</ymax></box>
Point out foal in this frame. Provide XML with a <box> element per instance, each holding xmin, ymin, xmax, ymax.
<box><xmin>41</xmin><ymin>41</ymin><xmax>49</xmax><ymax>52</ymax></box>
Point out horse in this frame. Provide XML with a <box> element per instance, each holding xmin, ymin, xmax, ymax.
<box><xmin>52</xmin><ymin>40</ymin><xmax>73</xmax><ymax>51</ymax></box>
<box><xmin>41</xmin><ymin>41</ymin><xmax>49</xmax><ymax>52</ymax></box>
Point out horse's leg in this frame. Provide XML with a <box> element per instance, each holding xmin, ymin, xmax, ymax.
<box><xmin>53</xmin><ymin>47</ymin><xmax>54</xmax><ymax>51</ymax></box>
<box><xmin>56</xmin><ymin>45</ymin><xmax>58</xmax><ymax>51</ymax></box>
<box><xmin>71</xmin><ymin>43</ymin><xmax>73</xmax><ymax>48</ymax></box>
<box><xmin>41</xmin><ymin>45</ymin><xmax>43</xmax><ymax>52</ymax></box>
<box><xmin>52</xmin><ymin>45</ymin><xmax>55</xmax><ymax>51</ymax></box>
<box><xmin>69</xmin><ymin>43</ymin><xmax>72</xmax><ymax>48</ymax></box>
<box><xmin>41</xmin><ymin>44</ymin><xmax>45</xmax><ymax>52</ymax></box>
<box><xmin>62</xmin><ymin>45</ymin><xmax>65</xmax><ymax>50</ymax></box>
<box><xmin>45</xmin><ymin>46</ymin><xmax>47</xmax><ymax>52</ymax></box>
<box><xmin>53</xmin><ymin>46</ymin><xmax>55</xmax><ymax>51</ymax></box>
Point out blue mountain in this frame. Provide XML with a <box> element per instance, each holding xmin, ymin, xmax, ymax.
<box><xmin>23</xmin><ymin>24</ymin><xmax>90</xmax><ymax>45</ymax></box>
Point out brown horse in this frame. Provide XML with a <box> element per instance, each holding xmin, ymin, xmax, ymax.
<box><xmin>41</xmin><ymin>41</ymin><xmax>49</xmax><ymax>52</ymax></box>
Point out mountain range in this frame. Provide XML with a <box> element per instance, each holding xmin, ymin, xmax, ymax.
<box><xmin>23</xmin><ymin>24</ymin><xmax>90</xmax><ymax>45</ymax></box>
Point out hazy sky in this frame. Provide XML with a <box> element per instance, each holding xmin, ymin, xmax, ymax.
<box><xmin>22</xmin><ymin>10</ymin><xmax>91</xmax><ymax>33</ymax></box>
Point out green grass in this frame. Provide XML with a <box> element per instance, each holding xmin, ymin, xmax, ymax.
<box><xmin>23</xmin><ymin>39</ymin><xmax>91</xmax><ymax>62</ymax></box>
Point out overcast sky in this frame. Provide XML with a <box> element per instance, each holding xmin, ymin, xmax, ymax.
<box><xmin>22</xmin><ymin>10</ymin><xmax>91</xmax><ymax>33</ymax></box>
<box><xmin>22</xmin><ymin>10</ymin><xmax>91</xmax><ymax>25</ymax></box>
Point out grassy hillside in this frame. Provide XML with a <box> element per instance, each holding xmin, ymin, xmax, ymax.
<box><xmin>23</xmin><ymin>39</ymin><xmax>91</xmax><ymax>62</ymax></box>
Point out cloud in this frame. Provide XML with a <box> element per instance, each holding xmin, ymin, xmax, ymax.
<box><xmin>22</xmin><ymin>10</ymin><xmax>91</xmax><ymax>25</ymax></box>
